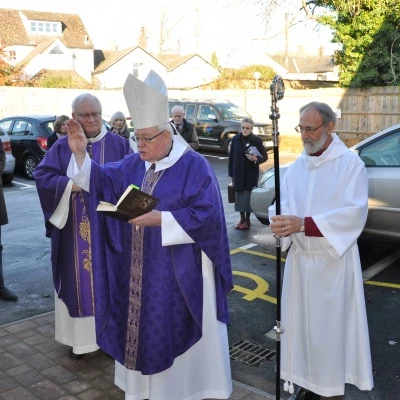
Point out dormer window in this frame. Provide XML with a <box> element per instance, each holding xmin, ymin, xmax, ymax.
<box><xmin>30</xmin><ymin>20</ymin><xmax>62</xmax><ymax>35</ymax></box>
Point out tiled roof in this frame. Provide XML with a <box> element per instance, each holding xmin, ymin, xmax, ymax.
<box><xmin>0</xmin><ymin>9</ymin><xmax>93</xmax><ymax>49</ymax></box>
<box><xmin>271</xmin><ymin>54</ymin><xmax>335</xmax><ymax>74</ymax></box>
<box><xmin>94</xmin><ymin>46</ymin><xmax>166</xmax><ymax>73</ymax></box>
<box><xmin>157</xmin><ymin>53</ymin><xmax>211</xmax><ymax>70</ymax></box>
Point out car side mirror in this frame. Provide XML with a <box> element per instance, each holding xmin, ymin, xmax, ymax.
<box><xmin>208</xmin><ymin>114</ymin><xmax>218</xmax><ymax>122</ymax></box>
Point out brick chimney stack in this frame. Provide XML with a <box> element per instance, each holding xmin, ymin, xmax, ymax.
<box><xmin>138</xmin><ymin>27</ymin><xmax>147</xmax><ymax>49</ymax></box>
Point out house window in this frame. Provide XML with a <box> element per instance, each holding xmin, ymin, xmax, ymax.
<box><xmin>8</xmin><ymin>50</ymin><xmax>16</xmax><ymax>61</ymax></box>
<box><xmin>132</xmin><ymin>62</ymin><xmax>143</xmax><ymax>78</ymax></box>
<box><xmin>30</xmin><ymin>21</ymin><xmax>61</xmax><ymax>35</ymax></box>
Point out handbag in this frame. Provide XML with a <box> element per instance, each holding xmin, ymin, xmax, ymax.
<box><xmin>228</xmin><ymin>183</ymin><xmax>235</xmax><ymax>203</ymax></box>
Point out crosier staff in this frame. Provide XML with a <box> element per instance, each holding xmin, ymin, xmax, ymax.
<box><xmin>269</xmin><ymin>75</ymin><xmax>286</xmax><ymax>400</ymax></box>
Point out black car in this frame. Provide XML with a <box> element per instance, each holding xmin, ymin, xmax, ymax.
<box><xmin>0</xmin><ymin>115</ymin><xmax>113</xmax><ymax>179</ymax></box>
<box><xmin>168</xmin><ymin>99</ymin><xmax>273</xmax><ymax>155</ymax></box>
<box><xmin>0</xmin><ymin>115</ymin><xmax>56</xmax><ymax>179</ymax></box>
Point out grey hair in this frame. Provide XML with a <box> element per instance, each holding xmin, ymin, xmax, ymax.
<box><xmin>71</xmin><ymin>93</ymin><xmax>102</xmax><ymax>113</ymax></box>
<box><xmin>299</xmin><ymin>102</ymin><xmax>337</xmax><ymax>125</ymax></box>
<box><xmin>171</xmin><ymin>105</ymin><xmax>185</xmax><ymax>115</ymax></box>
<box><xmin>110</xmin><ymin>111</ymin><xmax>126</xmax><ymax>126</ymax></box>
<box><xmin>241</xmin><ymin>117</ymin><xmax>254</xmax><ymax>127</ymax></box>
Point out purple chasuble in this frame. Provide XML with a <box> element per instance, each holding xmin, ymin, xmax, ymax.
<box><xmin>87</xmin><ymin>151</ymin><xmax>233</xmax><ymax>375</ymax></box>
<box><xmin>34</xmin><ymin>132</ymin><xmax>132</xmax><ymax>318</ymax></box>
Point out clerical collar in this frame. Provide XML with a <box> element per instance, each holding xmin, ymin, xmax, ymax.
<box><xmin>309</xmin><ymin>149</ymin><xmax>325</xmax><ymax>157</ymax></box>
<box><xmin>145</xmin><ymin>134</ymin><xmax>188</xmax><ymax>172</ymax></box>
<box><xmin>86</xmin><ymin>125</ymin><xmax>107</xmax><ymax>143</ymax></box>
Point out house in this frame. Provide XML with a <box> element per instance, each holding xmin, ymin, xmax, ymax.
<box><xmin>270</xmin><ymin>48</ymin><xmax>339</xmax><ymax>82</ymax></box>
<box><xmin>157</xmin><ymin>53</ymin><xmax>220</xmax><ymax>90</ymax></box>
<box><xmin>0</xmin><ymin>10</ymin><xmax>219</xmax><ymax>89</ymax></box>
<box><xmin>94</xmin><ymin>46</ymin><xmax>167</xmax><ymax>90</ymax></box>
<box><xmin>0</xmin><ymin>9</ymin><xmax>94</xmax><ymax>83</ymax></box>
<box><xmin>94</xmin><ymin>46</ymin><xmax>220</xmax><ymax>90</ymax></box>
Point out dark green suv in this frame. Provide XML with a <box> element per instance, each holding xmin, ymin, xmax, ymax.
<box><xmin>169</xmin><ymin>99</ymin><xmax>273</xmax><ymax>155</ymax></box>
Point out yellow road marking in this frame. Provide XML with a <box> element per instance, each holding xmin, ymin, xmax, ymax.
<box><xmin>230</xmin><ymin>246</ymin><xmax>398</xmax><ymax>298</ymax></box>
<box><xmin>232</xmin><ymin>271</ymin><xmax>277</xmax><ymax>304</ymax></box>
<box><xmin>364</xmin><ymin>280</ymin><xmax>400</xmax><ymax>289</ymax></box>
<box><xmin>230</xmin><ymin>247</ymin><xmax>286</xmax><ymax>261</ymax></box>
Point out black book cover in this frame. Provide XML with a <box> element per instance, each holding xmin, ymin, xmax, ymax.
<box><xmin>96</xmin><ymin>185</ymin><xmax>160</xmax><ymax>221</ymax></box>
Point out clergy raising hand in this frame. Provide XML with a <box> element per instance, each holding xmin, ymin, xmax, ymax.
<box><xmin>65</xmin><ymin>119</ymin><xmax>87</xmax><ymax>167</ymax></box>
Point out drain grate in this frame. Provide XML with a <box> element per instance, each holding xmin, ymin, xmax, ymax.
<box><xmin>229</xmin><ymin>339</ymin><xmax>276</xmax><ymax>367</ymax></box>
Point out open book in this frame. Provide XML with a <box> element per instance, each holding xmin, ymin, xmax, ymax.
<box><xmin>96</xmin><ymin>184</ymin><xmax>160</xmax><ymax>221</ymax></box>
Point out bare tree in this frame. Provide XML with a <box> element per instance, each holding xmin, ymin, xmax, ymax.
<box><xmin>158</xmin><ymin>4</ymin><xmax>183</xmax><ymax>54</ymax></box>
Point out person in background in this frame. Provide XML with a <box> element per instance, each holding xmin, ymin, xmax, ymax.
<box><xmin>65</xmin><ymin>71</ymin><xmax>233</xmax><ymax>400</ymax></box>
<box><xmin>47</xmin><ymin>115</ymin><xmax>69</xmax><ymax>150</ymax></box>
<box><xmin>0</xmin><ymin>143</ymin><xmax>17</xmax><ymax>302</ymax></box>
<box><xmin>171</xmin><ymin>105</ymin><xmax>200</xmax><ymax>150</ymax></box>
<box><xmin>228</xmin><ymin>117</ymin><xmax>267</xmax><ymax>230</ymax></box>
<box><xmin>33</xmin><ymin>94</ymin><xmax>132</xmax><ymax>359</ymax></box>
<box><xmin>269</xmin><ymin>102</ymin><xmax>373</xmax><ymax>400</ymax></box>
<box><xmin>110</xmin><ymin>111</ymin><xmax>130</xmax><ymax>139</ymax></box>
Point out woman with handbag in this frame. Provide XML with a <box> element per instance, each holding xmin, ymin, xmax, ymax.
<box><xmin>228</xmin><ymin>118</ymin><xmax>268</xmax><ymax>230</ymax></box>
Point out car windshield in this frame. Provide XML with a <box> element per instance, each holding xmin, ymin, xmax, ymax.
<box><xmin>215</xmin><ymin>103</ymin><xmax>251</xmax><ymax>120</ymax></box>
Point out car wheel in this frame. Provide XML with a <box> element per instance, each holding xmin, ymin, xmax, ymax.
<box><xmin>2</xmin><ymin>173</ymin><xmax>14</xmax><ymax>185</ymax></box>
<box><xmin>24</xmin><ymin>156</ymin><xmax>39</xmax><ymax>179</ymax></box>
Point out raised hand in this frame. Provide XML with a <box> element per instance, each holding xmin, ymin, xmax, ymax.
<box><xmin>65</xmin><ymin>119</ymin><xmax>87</xmax><ymax>167</ymax></box>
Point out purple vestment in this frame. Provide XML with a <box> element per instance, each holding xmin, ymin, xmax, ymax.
<box><xmin>86</xmin><ymin>150</ymin><xmax>233</xmax><ymax>375</ymax></box>
<box><xmin>34</xmin><ymin>132</ymin><xmax>132</xmax><ymax>318</ymax></box>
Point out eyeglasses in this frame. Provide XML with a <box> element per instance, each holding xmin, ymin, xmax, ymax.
<box><xmin>294</xmin><ymin>122</ymin><xmax>325</xmax><ymax>134</ymax></box>
<box><xmin>75</xmin><ymin>112</ymin><xmax>102</xmax><ymax>119</ymax></box>
<box><xmin>241</xmin><ymin>126</ymin><xmax>252</xmax><ymax>130</ymax></box>
<box><xmin>133</xmin><ymin>130</ymin><xmax>166</xmax><ymax>144</ymax></box>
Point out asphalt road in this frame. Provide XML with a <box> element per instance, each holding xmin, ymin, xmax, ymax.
<box><xmin>0</xmin><ymin>152</ymin><xmax>399</xmax><ymax>400</ymax></box>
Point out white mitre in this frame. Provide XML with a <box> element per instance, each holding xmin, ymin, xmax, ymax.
<box><xmin>123</xmin><ymin>70</ymin><xmax>169</xmax><ymax>129</ymax></box>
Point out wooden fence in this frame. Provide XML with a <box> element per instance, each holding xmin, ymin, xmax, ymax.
<box><xmin>1</xmin><ymin>85</ymin><xmax>399</xmax><ymax>153</ymax></box>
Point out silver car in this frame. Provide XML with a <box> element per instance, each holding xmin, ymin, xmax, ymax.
<box><xmin>251</xmin><ymin>124</ymin><xmax>400</xmax><ymax>241</ymax></box>
<box><xmin>0</xmin><ymin>126</ymin><xmax>16</xmax><ymax>185</ymax></box>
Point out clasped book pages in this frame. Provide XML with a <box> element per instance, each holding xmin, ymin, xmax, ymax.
<box><xmin>96</xmin><ymin>184</ymin><xmax>160</xmax><ymax>221</ymax></box>
<box><xmin>247</xmin><ymin>146</ymin><xmax>262</xmax><ymax>158</ymax></box>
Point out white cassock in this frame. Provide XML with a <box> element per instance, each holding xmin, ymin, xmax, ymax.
<box><xmin>269</xmin><ymin>134</ymin><xmax>374</xmax><ymax>397</ymax></box>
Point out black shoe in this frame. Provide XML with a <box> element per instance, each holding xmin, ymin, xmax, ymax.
<box><xmin>69</xmin><ymin>349</ymin><xmax>85</xmax><ymax>360</ymax></box>
<box><xmin>0</xmin><ymin>287</ymin><xmax>18</xmax><ymax>301</ymax></box>
<box><xmin>288</xmin><ymin>387</ymin><xmax>320</xmax><ymax>400</ymax></box>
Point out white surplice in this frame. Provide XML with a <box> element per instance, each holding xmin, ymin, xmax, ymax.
<box><xmin>269</xmin><ymin>134</ymin><xmax>374</xmax><ymax>397</ymax></box>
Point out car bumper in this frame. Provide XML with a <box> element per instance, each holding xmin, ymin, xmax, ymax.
<box><xmin>250</xmin><ymin>187</ymin><xmax>275</xmax><ymax>224</ymax></box>
<box><xmin>4</xmin><ymin>153</ymin><xmax>16</xmax><ymax>175</ymax></box>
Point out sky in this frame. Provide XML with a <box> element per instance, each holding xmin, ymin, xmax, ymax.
<box><xmin>2</xmin><ymin>0</ymin><xmax>339</xmax><ymax>67</ymax></box>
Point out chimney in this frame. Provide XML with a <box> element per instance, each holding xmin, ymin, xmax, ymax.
<box><xmin>138</xmin><ymin>27</ymin><xmax>147</xmax><ymax>49</ymax></box>
<box><xmin>319</xmin><ymin>46</ymin><xmax>324</xmax><ymax>57</ymax></box>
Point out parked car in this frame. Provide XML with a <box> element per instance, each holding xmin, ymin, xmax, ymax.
<box><xmin>168</xmin><ymin>99</ymin><xmax>273</xmax><ymax>155</ymax></box>
<box><xmin>0</xmin><ymin>115</ymin><xmax>56</xmax><ymax>179</ymax></box>
<box><xmin>0</xmin><ymin>126</ymin><xmax>16</xmax><ymax>185</ymax></box>
<box><xmin>0</xmin><ymin>115</ymin><xmax>114</xmax><ymax>180</ymax></box>
<box><xmin>251</xmin><ymin>124</ymin><xmax>400</xmax><ymax>241</ymax></box>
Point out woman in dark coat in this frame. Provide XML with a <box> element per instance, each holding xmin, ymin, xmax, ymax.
<box><xmin>228</xmin><ymin>117</ymin><xmax>268</xmax><ymax>230</ymax></box>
